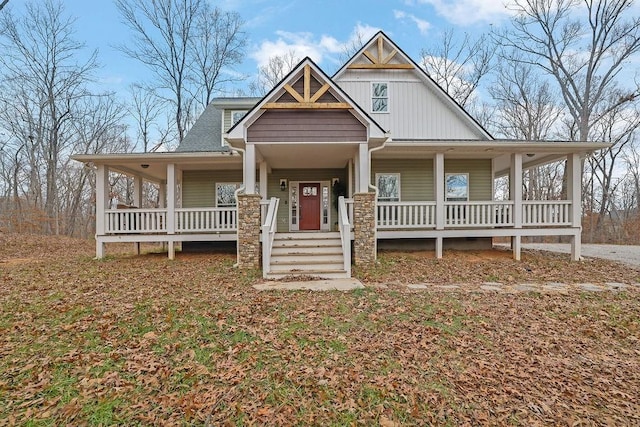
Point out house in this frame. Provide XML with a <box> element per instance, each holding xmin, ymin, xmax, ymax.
<box><xmin>72</xmin><ymin>32</ymin><xmax>608</xmax><ymax>279</ymax></box>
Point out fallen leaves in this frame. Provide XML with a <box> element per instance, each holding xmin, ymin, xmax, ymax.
<box><xmin>0</xmin><ymin>233</ymin><xmax>639</xmax><ymax>425</ymax></box>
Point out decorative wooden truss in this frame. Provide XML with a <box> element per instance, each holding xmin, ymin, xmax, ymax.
<box><xmin>263</xmin><ymin>65</ymin><xmax>351</xmax><ymax>109</ymax></box>
<box><xmin>348</xmin><ymin>36</ymin><xmax>414</xmax><ymax>70</ymax></box>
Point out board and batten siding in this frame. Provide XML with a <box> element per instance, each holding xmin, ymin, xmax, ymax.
<box><xmin>337</xmin><ymin>69</ymin><xmax>482</xmax><ymax>140</ymax></box>
<box><xmin>268</xmin><ymin>168</ymin><xmax>347</xmax><ymax>232</ymax></box>
<box><xmin>247</xmin><ymin>110</ymin><xmax>367</xmax><ymax>143</ymax></box>
<box><xmin>445</xmin><ymin>159</ymin><xmax>492</xmax><ymax>201</ymax></box>
<box><xmin>182</xmin><ymin>170</ymin><xmax>243</xmax><ymax>208</ymax></box>
<box><xmin>371</xmin><ymin>159</ymin><xmax>434</xmax><ymax>201</ymax></box>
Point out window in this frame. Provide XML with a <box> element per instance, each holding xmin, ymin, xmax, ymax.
<box><xmin>445</xmin><ymin>174</ymin><xmax>469</xmax><ymax>201</ymax></box>
<box><xmin>231</xmin><ymin>110</ymin><xmax>247</xmax><ymax>126</ymax></box>
<box><xmin>376</xmin><ymin>173</ymin><xmax>400</xmax><ymax>201</ymax></box>
<box><xmin>216</xmin><ymin>183</ymin><xmax>241</xmax><ymax>207</ymax></box>
<box><xmin>372</xmin><ymin>82</ymin><xmax>388</xmax><ymax>113</ymax></box>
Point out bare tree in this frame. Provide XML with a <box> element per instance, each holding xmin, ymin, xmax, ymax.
<box><xmin>339</xmin><ymin>28</ymin><xmax>367</xmax><ymax>63</ymax></box>
<box><xmin>115</xmin><ymin>0</ymin><xmax>246</xmax><ymax>143</ymax></box>
<box><xmin>129</xmin><ymin>84</ymin><xmax>165</xmax><ymax>152</ymax></box>
<box><xmin>421</xmin><ymin>29</ymin><xmax>495</xmax><ymax>108</ymax></box>
<box><xmin>249</xmin><ymin>50</ymin><xmax>301</xmax><ymax>96</ymax></box>
<box><xmin>584</xmin><ymin>96</ymin><xmax>640</xmax><ymax>235</ymax></box>
<box><xmin>0</xmin><ymin>0</ymin><xmax>98</xmax><ymax>234</ymax></box>
<box><xmin>0</xmin><ymin>0</ymin><xmax>9</xmax><ymax>12</ymax></box>
<box><xmin>189</xmin><ymin>5</ymin><xmax>246</xmax><ymax>108</ymax></box>
<box><xmin>498</xmin><ymin>0</ymin><xmax>640</xmax><ymax>143</ymax></box>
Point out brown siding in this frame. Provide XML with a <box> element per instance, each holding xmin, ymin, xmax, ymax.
<box><xmin>248</xmin><ymin>110</ymin><xmax>366</xmax><ymax>142</ymax></box>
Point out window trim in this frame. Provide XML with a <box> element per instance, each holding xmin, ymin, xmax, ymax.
<box><xmin>445</xmin><ymin>173</ymin><xmax>469</xmax><ymax>202</ymax></box>
<box><xmin>231</xmin><ymin>110</ymin><xmax>247</xmax><ymax>126</ymax></box>
<box><xmin>376</xmin><ymin>173</ymin><xmax>401</xmax><ymax>202</ymax></box>
<box><xmin>371</xmin><ymin>82</ymin><xmax>389</xmax><ymax>113</ymax></box>
<box><xmin>215</xmin><ymin>182</ymin><xmax>241</xmax><ymax>207</ymax></box>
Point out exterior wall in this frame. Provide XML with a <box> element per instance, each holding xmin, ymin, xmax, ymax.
<box><xmin>182</xmin><ymin>170</ymin><xmax>243</xmax><ymax>208</ymax></box>
<box><xmin>237</xmin><ymin>194</ymin><xmax>261</xmax><ymax>269</ymax></box>
<box><xmin>444</xmin><ymin>159</ymin><xmax>492</xmax><ymax>201</ymax></box>
<box><xmin>267</xmin><ymin>168</ymin><xmax>347</xmax><ymax>232</ymax></box>
<box><xmin>337</xmin><ymin>69</ymin><xmax>482</xmax><ymax>140</ymax></box>
<box><xmin>371</xmin><ymin>159</ymin><xmax>434</xmax><ymax>201</ymax></box>
<box><xmin>353</xmin><ymin>192</ymin><xmax>376</xmax><ymax>265</ymax></box>
<box><xmin>247</xmin><ymin>110</ymin><xmax>366</xmax><ymax>143</ymax></box>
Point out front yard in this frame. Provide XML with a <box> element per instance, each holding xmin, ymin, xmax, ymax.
<box><xmin>1</xmin><ymin>234</ymin><xmax>639</xmax><ymax>425</ymax></box>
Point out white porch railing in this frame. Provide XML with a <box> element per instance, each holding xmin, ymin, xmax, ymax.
<box><xmin>374</xmin><ymin>200</ymin><xmax>574</xmax><ymax>229</ymax></box>
<box><xmin>261</xmin><ymin>197</ymin><xmax>280</xmax><ymax>278</ymax></box>
<box><xmin>345</xmin><ymin>198</ymin><xmax>354</xmax><ymax>228</ymax></box>
<box><xmin>522</xmin><ymin>200</ymin><xmax>572</xmax><ymax>226</ymax></box>
<box><xmin>378</xmin><ymin>201</ymin><xmax>437</xmax><ymax>229</ymax></box>
<box><xmin>105</xmin><ymin>209</ymin><xmax>167</xmax><ymax>234</ymax></box>
<box><xmin>338</xmin><ymin>196</ymin><xmax>351</xmax><ymax>277</ymax></box>
<box><xmin>176</xmin><ymin>207</ymin><xmax>237</xmax><ymax>232</ymax></box>
<box><xmin>104</xmin><ymin>207</ymin><xmax>237</xmax><ymax>234</ymax></box>
<box><xmin>444</xmin><ymin>201</ymin><xmax>514</xmax><ymax>227</ymax></box>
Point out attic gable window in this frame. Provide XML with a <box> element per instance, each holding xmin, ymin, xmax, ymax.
<box><xmin>372</xmin><ymin>82</ymin><xmax>388</xmax><ymax>113</ymax></box>
<box><xmin>231</xmin><ymin>110</ymin><xmax>247</xmax><ymax>126</ymax></box>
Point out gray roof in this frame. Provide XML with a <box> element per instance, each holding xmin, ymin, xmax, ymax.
<box><xmin>175</xmin><ymin>97</ymin><xmax>261</xmax><ymax>152</ymax></box>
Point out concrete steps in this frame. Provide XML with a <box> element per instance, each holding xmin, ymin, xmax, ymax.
<box><xmin>266</xmin><ymin>232</ymin><xmax>349</xmax><ymax>279</ymax></box>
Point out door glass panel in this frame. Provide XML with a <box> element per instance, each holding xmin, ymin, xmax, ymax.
<box><xmin>322</xmin><ymin>186</ymin><xmax>329</xmax><ymax>225</ymax></box>
<box><xmin>291</xmin><ymin>185</ymin><xmax>297</xmax><ymax>225</ymax></box>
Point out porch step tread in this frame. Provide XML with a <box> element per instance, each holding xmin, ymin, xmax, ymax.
<box><xmin>270</xmin><ymin>261</ymin><xmax>344</xmax><ymax>268</ymax></box>
<box><xmin>271</xmin><ymin>257</ymin><xmax>344</xmax><ymax>265</ymax></box>
<box><xmin>273</xmin><ymin>240</ymin><xmax>342</xmax><ymax>248</ymax></box>
<box><xmin>271</xmin><ymin>246</ymin><xmax>342</xmax><ymax>254</ymax></box>
<box><xmin>271</xmin><ymin>250</ymin><xmax>343</xmax><ymax>257</ymax></box>
<box><xmin>265</xmin><ymin>270</ymin><xmax>350</xmax><ymax>280</ymax></box>
<box><xmin>275</xmin><ymin>232</ymin><xmax>340</xmax><ymax>240</ymax></box>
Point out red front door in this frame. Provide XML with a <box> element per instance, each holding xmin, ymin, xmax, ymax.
<box><xmin>299</xmin><ymin>183</ymin><xmax>320</xmax><ymax>230</ymax></box>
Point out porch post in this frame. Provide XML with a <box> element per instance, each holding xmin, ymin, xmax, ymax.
<box><xmin>158</xmin><ymin>181</ymin><xmax>166</xmax><ymax>208</ymax></box>
<box><xmin>434</xmin><ymin>153</ymin><xmax>445</xmax><ymax>258</ymax></box>
<box><xmin>567</xmin><ymin>153</ymin><xmax>582</xmax><ymax>260</ymax></box>
<box><xmin>95</xmin><ymin>164</ymin><xmax>109</xmax><ymax>259</ymax></box>
<box><xmin>133</xmin><ymin>175</ymin><xmax>143</xmax><ymax>207</ymax></box>
<box><xmin>245</xmin><ymin>144</ymin><xmax>256</xmax><ymax>194</ymax></box>
<box><xmin>347</xmin><ymin>159</ymin><xmax>354</xmax><ymax>198</ymax></box>
<box><xmin>133</xmin><ymin>175</ymin><xmax>143</xmax><ymax>255</ymax></box>
<box><xmin>510</xmin><ymin>153</ymin><xmax>523</xmax><ymax>260</ymax></box>
<box><xmin>259</xmin><ymin>161</ymin><xmax>268</xmax><ymax>199</ymax></box>
<box><xmin>166</xmin><ymin>163</ymin><xmax>176</xmax><ymax>259</ymax></box>
<box><xmin>357</xmin><ymin>143</ymin><xmax>368</xmax><ymax>193</ymax></box>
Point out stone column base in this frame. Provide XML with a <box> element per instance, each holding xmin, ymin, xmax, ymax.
<box><xmin>237</xmin><ymin>194</ymin><xmax>262</xmax><ymax>269</ymax></box>
<box><xmin>353</xmin><ymin>192</ymin><xmax>376</xmax><ymax>265</ymax></box>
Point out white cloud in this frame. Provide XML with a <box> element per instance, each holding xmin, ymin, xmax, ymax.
<box><xmin>249</xmin><ymin>23</ymin><xmax>381</xmax><ymax>71</ymax></box>
<box><xmin>393</xmin><ymin>9</ymin><xmax>432</xmax><ymax>35</ymax></box>
<box><xmin>416</xmin><ymin>0</ymin><xmax>516</xmax><ymax>26</ymax></box>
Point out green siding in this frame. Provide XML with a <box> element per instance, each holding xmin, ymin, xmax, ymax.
<box><xmin>444</xmin><ymin>159</ymin><xmax>492</xmax><ymax>201</ymax></box>
<box><xmin>371</xmin><ymin>158</ymin><xmax>492</xmax><ymax>201</ymax></box>
<box><xmin>268</xmin><ymin>168</ymin><xmax>347</xmax><ymax>232</ymax></box>
<box><xmin>182</xmin><ymin>170</ymin><xmax>243</xmax><ymax>208</ymax></box>
<box><xmin>372</xmin><ymin>159</ymin><xmax>434</xmax><ymax>201</ymax></box>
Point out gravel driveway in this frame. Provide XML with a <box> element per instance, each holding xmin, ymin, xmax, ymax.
<box><xmin>520</xmin><ymin>243</ymin><xmax>640</xmax><ymax>269</ymax></box>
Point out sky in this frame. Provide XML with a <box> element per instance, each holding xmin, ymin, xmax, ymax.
<box><xmin>4</xmin><ymin>0</ymin><xmax>522</xmax><ymax>96</ymax></box>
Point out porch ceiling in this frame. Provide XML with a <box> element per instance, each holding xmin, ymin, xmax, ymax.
<box><xmin>257</xmin><ymin>143</ymin><xmax>357</xmax><ymax>169</ymax></box>
<box><xmin>374</xmin><ymin>140</ymin><xmax>610</xmax><ymax>176</ymax></box>
<box><xmin>72</xmin><ymin>152</ymin><xmax>242</xmax><ymax>182</ymax></box>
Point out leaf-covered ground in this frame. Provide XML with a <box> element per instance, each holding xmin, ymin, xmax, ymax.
<box><xmin>1</xmin><ymin>233</ymin><xmax>639</xmax><ymax>425</ymax></box>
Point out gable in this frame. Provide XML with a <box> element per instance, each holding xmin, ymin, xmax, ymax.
<box><xmin>334</xmin><ymin>32</ymin><xmax>492</xmax><ymax>141</ymax></box>
<box><xmin>226</xmin><ymin>58</ymin><xmax>387</xmax><ymax>147</ymax></box>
